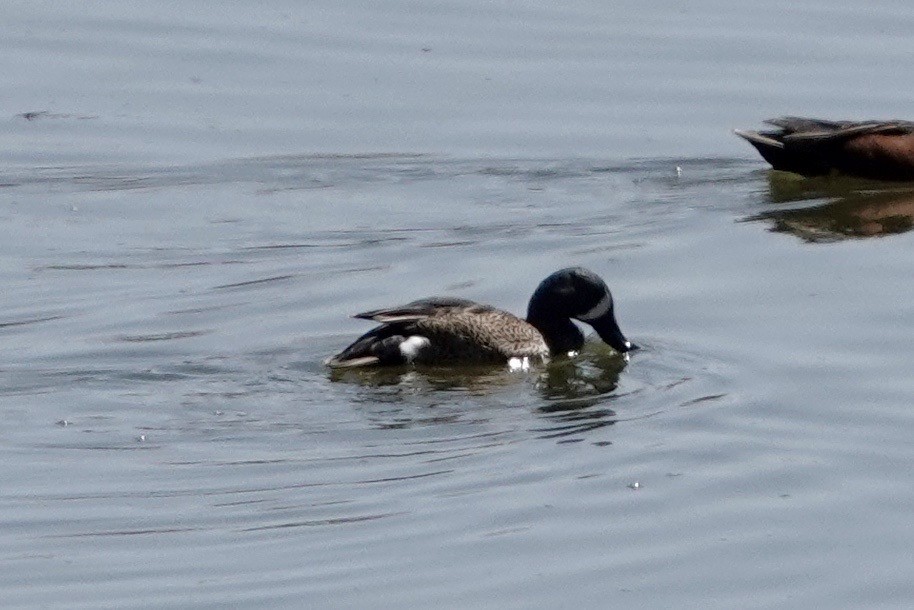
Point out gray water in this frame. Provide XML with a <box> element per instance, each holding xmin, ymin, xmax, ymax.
<box><xmin>3</xmin><ymin>2</ymin><xmax>914</xmax><ymax>608</ymax></box>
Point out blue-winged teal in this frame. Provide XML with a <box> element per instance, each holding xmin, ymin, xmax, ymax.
<box><xmin>735</xmin><ymin>117</ymin><xmax>914</xmax><ymax>181</ymax></box>
<box><xmin>325</xmin><ymin>267</ymin><xmax>635</xmax><ymax>368</ymax></box>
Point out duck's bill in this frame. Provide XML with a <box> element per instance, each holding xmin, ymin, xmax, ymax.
<box><xmin>591</xmin><ymin>316</ymin><xmax>637</xmax><ymax>353</ymax></box>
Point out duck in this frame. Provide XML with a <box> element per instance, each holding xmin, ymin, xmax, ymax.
<box><xmin>325</xmin><ymin>267</ymin><xmax>635</xmax><ymax>368</ymax></box>
<box><xmin>734</xmin><ymin>116</ymin><xmax>914</xmax><ymax>181</ymax></box>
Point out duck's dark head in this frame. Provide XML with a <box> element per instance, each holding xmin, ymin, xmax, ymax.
<box><xmin>526</xmin><ymin>267</ymin><xmax>636</xmax><ymax>354</ymax></box>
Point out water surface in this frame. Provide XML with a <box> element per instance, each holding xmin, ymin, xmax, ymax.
<box><xmin>3</xmin><ymin>2</ymin><xmax>914</xmax><ymax>608</ymax></box>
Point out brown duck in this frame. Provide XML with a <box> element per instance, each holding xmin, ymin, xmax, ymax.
<box><xmin>325</xmin><ymin>267</ymin><xmax>635</xmax><ymax>368</ymax></box>
<box><xmin>735</xmin><ymin>116</ymin><xmax>914</xmax><ymax>181</ymax></box>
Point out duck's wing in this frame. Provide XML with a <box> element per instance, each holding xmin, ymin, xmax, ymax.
<box><xmin>768</xmin><ymin>117</ymin><xmax>914</xmax><ymax>141</ymax></box>
<box><xmin>353</xmin><ymin>297</ymin><xmax>486</xmax><ymax>323</ymax></box>
<box><xmin>763</xmin><ymin>116</ymin><xmax>854</xmax><ymax>135</ymax></box>
<box><xmin>327</xmin><ymin>297</ymin><xmax>497</xmax><ymax>368</ymax></box>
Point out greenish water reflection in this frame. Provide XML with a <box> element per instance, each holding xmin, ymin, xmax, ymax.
<box><xmin>749</xmin><ymin>171</ymin><xmax>914</xmax><ymax>242</ymax></box>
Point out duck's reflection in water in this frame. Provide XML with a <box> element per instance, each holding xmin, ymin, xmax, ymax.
<box><xmin>531</xmin><ymin>345</ymin><xmax>628</xmax><ymax>438</ymax></box>
<box><xmin>748</xmin><ymin>171</ymin><xmax>914</xmax><ymax>242</ymax></box>
<box><xmin>329</xmin><ymin>343</ymin><xmax>629</xmax><ymax>437</ymax></box>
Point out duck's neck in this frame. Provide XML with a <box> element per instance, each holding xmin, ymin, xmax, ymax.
<box><xmin>526</xmin><ymin>312</ymin><xmax>585</xmax><ymax>356</ymax></box>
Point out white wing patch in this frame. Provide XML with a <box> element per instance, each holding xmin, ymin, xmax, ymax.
<box><xmin>508</xmin><ymin>356</ymin><xmax>531</xmax><ymax>372</ymax></box>
<box><xmin>399</xmin><ymin>335</ymin><xmax>431</xmax><ymax>362</ymax></box>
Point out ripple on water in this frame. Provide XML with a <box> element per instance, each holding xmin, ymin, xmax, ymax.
<box><xmin>3</xmin><ymin>151</ymin><xmax>914</xmax><ymax>608</ymax></box>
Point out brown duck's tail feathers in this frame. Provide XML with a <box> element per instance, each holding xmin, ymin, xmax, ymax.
<box><xmin>733</xmin><ymin>128</ymin><xmax>812</xmax><ymax>173</ymax></box>
<box><xmin>733</xmin><ymin>129</ymin><xmax>784</xmax><ymax>149</ymax></box>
